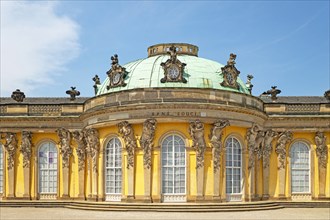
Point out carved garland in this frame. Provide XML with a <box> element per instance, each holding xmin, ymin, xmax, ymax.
<box><xmin>21</xmin><ymin>131</ymin><xmax>32</xmax><ymax>168</ymax></box>
<box><xmin>209</xmin><ymin>120</ymin><xmax>230</xmax><ymax>173</ymax></box>
<box><xmin>246</xmin><ymin>124</ymin><xmax>261</xmax><ymax>170</ymax></box>
<box><xmin>189</xmin><ymin>119</ymin><xmax>206</xmax><ymax>169</ymax></box>
<box><xmin>72</xmin><ymin>130</ymin><xmax>87</xmax><ymax>171</ymax></box>
<box><xmin>3</xmin><ymin>133</ymin><xmax>18</xmax><ymax>170</ymax></box>
<box><xmin>56</xmin><ymin>128</ymin><xmax>73</xmax><ymax>169</ymax></box>
<box><xmin>275</xmin><ymin>131</ymin><xmax>292</xmax><ymax>170</ymax></box>
<box><xmin>118</xmin><ymin>121</ymin><xmax>137</xmax><ymax>169</ymax></box>
<box><xmin>315</xmin><ymin>131</ymin><xmax>328</xmax><ymax>169</ymax></box>
<box><xmin>84</xmin><ymin>128</ymin><xmax>100</xmax><ymax>173</ymax></box>
<box><xmin>262</xmin><ymin>129</ymin><xmax>277</xmax><ymax>169</ymax></box>
<box><xmin>140</xmin><ymin>119</ymin><xmax>157</xmax><ymax>169</ymax></box>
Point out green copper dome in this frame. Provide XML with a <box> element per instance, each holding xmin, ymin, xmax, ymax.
<box><xmin>96</xmin><ymin>43</ymin><xmax>250</xmax><ymax>96</ymax></box>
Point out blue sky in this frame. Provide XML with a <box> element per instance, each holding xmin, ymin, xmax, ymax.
<box><xmin>1</xmin><ymin>1</ymin><xmax>329</xmax><ymax>97</ymax></box>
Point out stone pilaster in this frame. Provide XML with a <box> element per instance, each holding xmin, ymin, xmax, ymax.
<box><xmin>189</xmin><ymin>120</ymin><xmax>207</xmax><ymax>201</ymax></box>
<box><xmin>209</xmin><ymin>119</ymin><xmax>229</xmax><ymax>201</ymax></box>
<box><xmin>144</xmin><ymin>168</ymin><xmax>151</xmax><ymax>202</ymax></box>
<box><xmin>56</xmin><ymin>128</ymin><xmax>73</xmax><ymax>199</ymax></box>
<box><xmin>262</xmin><ymin>130</ymin><xmax>277</xmax><ymax>200</ymax></box>
<box><xmin>140</xmin><ymin>119</ymin><xmax>157</xmax><ymax>202</ymax></box>
<box><xmin>84</xmin><ymin>128</ymin><xmax>100</xmax><ymax>201</ymax></box>
<box><xmin>196</xmin><ymin>167</ymin><xmax>204</xmax><ymax>200</ymax></box>
<box><xmin>3</xmin><ymin>133</ymin><xmax>17</xmax><ymax>199</ymax></box>
<box><xmin>21</xmin><ymin>131</ymin><xmax>32</xmax><ymax>199</ymax></box>
<box><xmin>78</xmin><ymin>169</ymin><xmax>85</xmax><ymax>199</ymax></box>
<box><xmin>275</xmin><ymin>131</ymin><xmax>292</xmax><ymax>199</ymax></box>
<box><xmin>127</xmin><ymin>165</ymin><xmax>135</xmax><ymax>200</ymax></box>
<box><xmin>262</xmin><ymin>165</ymin><xmax>270</xmax><ymax>200</ymax></box>
<box><xmin>277</xmin><ymin>165</ymin><xmax>286</xmax><ymax>199</ymax></box>
<box><xmin>23</xmin><ymin>167</ymin><xmax>30</xmax><ymax>199</ymax></box>
<box><xmin>72</xmin><ymin>130</ymin><xmax>87</xmax><ymax>199</ymax></box>
<box><xmin>92</xmin><ymin>152</ymin><xmax>99</xmax><ymax>200</ymax></box>
<box><xmin>118</xmin><ymin>121</ymin><xmax>137</xmax><ymax>201</ymax></box>
<box><xmin>255</xmin><ymin>160</ymin><xmax>261</xmax><ymax>199</ymax></box>
<box><xmin>248</xmin><ymin>168</ymin><xmax>255</xmax><ymax>201</ymax></box>
<box><xmin>87</xmin><ymin>158</ymin><xmax>92</xmax><ymax>199</ymax></box>
<box><xmin>315</xmin><ymin>131</ymin><xmax>328</xmax><ymax>198</ymax></box>
<box><xmin>7</xmin><ymin>169</ymin><xmax>15</xmax><ymax>198</ymax></box>
<box><xmin>213</xmin><ymin>164</ymin><xmax>221</xmax><ymax>201</ymax></box>
<box><xmin>62</xmin><ymin>166</ymin><xmax>69</xmax><ymax>199</ymax></box>
<box><xmin>318</xmin><ymin>167</ymin><xmax>326</xmax><ymax>198</ymax></box>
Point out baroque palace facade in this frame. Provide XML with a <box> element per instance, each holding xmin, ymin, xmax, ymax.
<box><xmin>0</xmin><ymin>43</ymin><xmax>329</xmax><ymax>203</ymax></box>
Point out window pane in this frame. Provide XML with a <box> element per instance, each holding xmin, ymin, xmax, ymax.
<box><xmin>105</xmin><ymin>137</ymin><xmax>122</xmax><ymax>194</ymax></box>
<box><xmin>39</xmin><ymin>142</ymin><xmax>57</xmax><ymax>194</ymax></box>
<box><xmin>161</xmin><ymin>135</ymin><xmax>186</xmax><ymax>195</ymax></box>
<box><xmin>225</xmin><ymin>137</ymin><xmax>242</xmax><ymax>195</ymax></box>
<box><xmin>291</xmin><ymin>142</ymin><xmax>310</xmax><ymax>193</ymax></box>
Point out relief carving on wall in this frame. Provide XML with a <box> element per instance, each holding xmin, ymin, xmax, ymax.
<box><xmin>56</xmin><ymin>128</ymin><xmax>73</xmax><ymax>169</ymax></box>
<box><xmin>246</xmin><ymin>124</ymin><xmax>262</xmax><ymax>170</ymax></box>
<box><xmin>118</xmin><ymin>121</ymin><xmax>137</xmax><ymax>169</ymax></box>
<box><xmin>275</xmin><ymin>131</ymin><xmax>292</xmax><ymax>170</ymax></box>
<box><xmin>84</xmin><ymin>128</ymin><xmax>100</xmax><ymax>173</ymax></box>
<box><xmin>262</xmin><ymin>129</ymin><xmax>277</xmax><ymax>169</ymax></box>
<box><xmin>209</xmin><ymin>119</ymin><xmax>230</xmax><ymax>173</ymax></box>
<box><xmin>255</xmin><ymin>130</ymin><xmax>266</xmax><ymax>161</ymax></box>
<box><xmin>189</xmin><ymin>119</ymin><xmax>206</xmax><ymax>169</ymax></box>
<box><xmin>20</xmin><ymin>131</ymin><xmax>32</xmax><ymax>168</ymax></box>
<box><xmin>72</xmin><ymin>130</ymin><xmax>87</xmax><ymax>171</ymax></box>
<box><xmin>3</xmin><ymin>133</ymin><xmax>18</xmax><ymax>170</ymax></box>
<box><xmin>315</xmin><ymin>131</ymin><xmax>328</xmax><ymax>169</ymax></box>
<box><xmin>139</xmin><ymin>119</ymin><xmax>157</xmax><ymax>169</ymax></box>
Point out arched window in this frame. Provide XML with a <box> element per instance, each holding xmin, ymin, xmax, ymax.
<box><xmin>38</xmin><ymin>142</ymin><xmax>58</xmax><ymax>195</ymax></box>
<box><xmin>161</xmin><ymin>134</ymin><xmax>186</xmax><ymax>202</ymax></box>
<box><xmin>105</xmin><ymin>137</ymin><xmax>122</xmax><ymax>201</ymax></box>
<box><xmin>290</xmin><ymin>142</ymin><xmax>310</xmax><ymax>193</ymax></box>
<box><xmin>0</xmin><ymin>145</ymin><xmax>3</xmax><ymax>194</ymax></box>
<box><xmin>225</xmin><ymin>137</ymin><xmax>242</xmax><ymax>201</ymax></box>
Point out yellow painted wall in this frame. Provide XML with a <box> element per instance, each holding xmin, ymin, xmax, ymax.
<box><xmin>1</xmin><ymin>125</ymin><xmax>329</xmax><ymax>201</ymax></box>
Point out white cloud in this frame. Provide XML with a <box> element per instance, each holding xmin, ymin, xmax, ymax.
<box><xmin>0</xmin><ymin>1</ymin><xmax>80</xmax><ymax>96</ymax></box>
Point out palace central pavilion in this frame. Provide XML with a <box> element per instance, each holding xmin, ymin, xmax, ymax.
<box><xmin>0</xmin><ymin>43</ymin><xmax>329</xmax><ymax>203</ymax></box>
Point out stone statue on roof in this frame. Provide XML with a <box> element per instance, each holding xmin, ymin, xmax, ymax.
<box><xmin>227</xmin><ymin>53</ymin><xmax>236</xmax><ymax>66</ymax></box>
<box><xmin>262</xmin><ymin>86</ymin><xmax>281</xmax><ymax>101</ymax></box>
